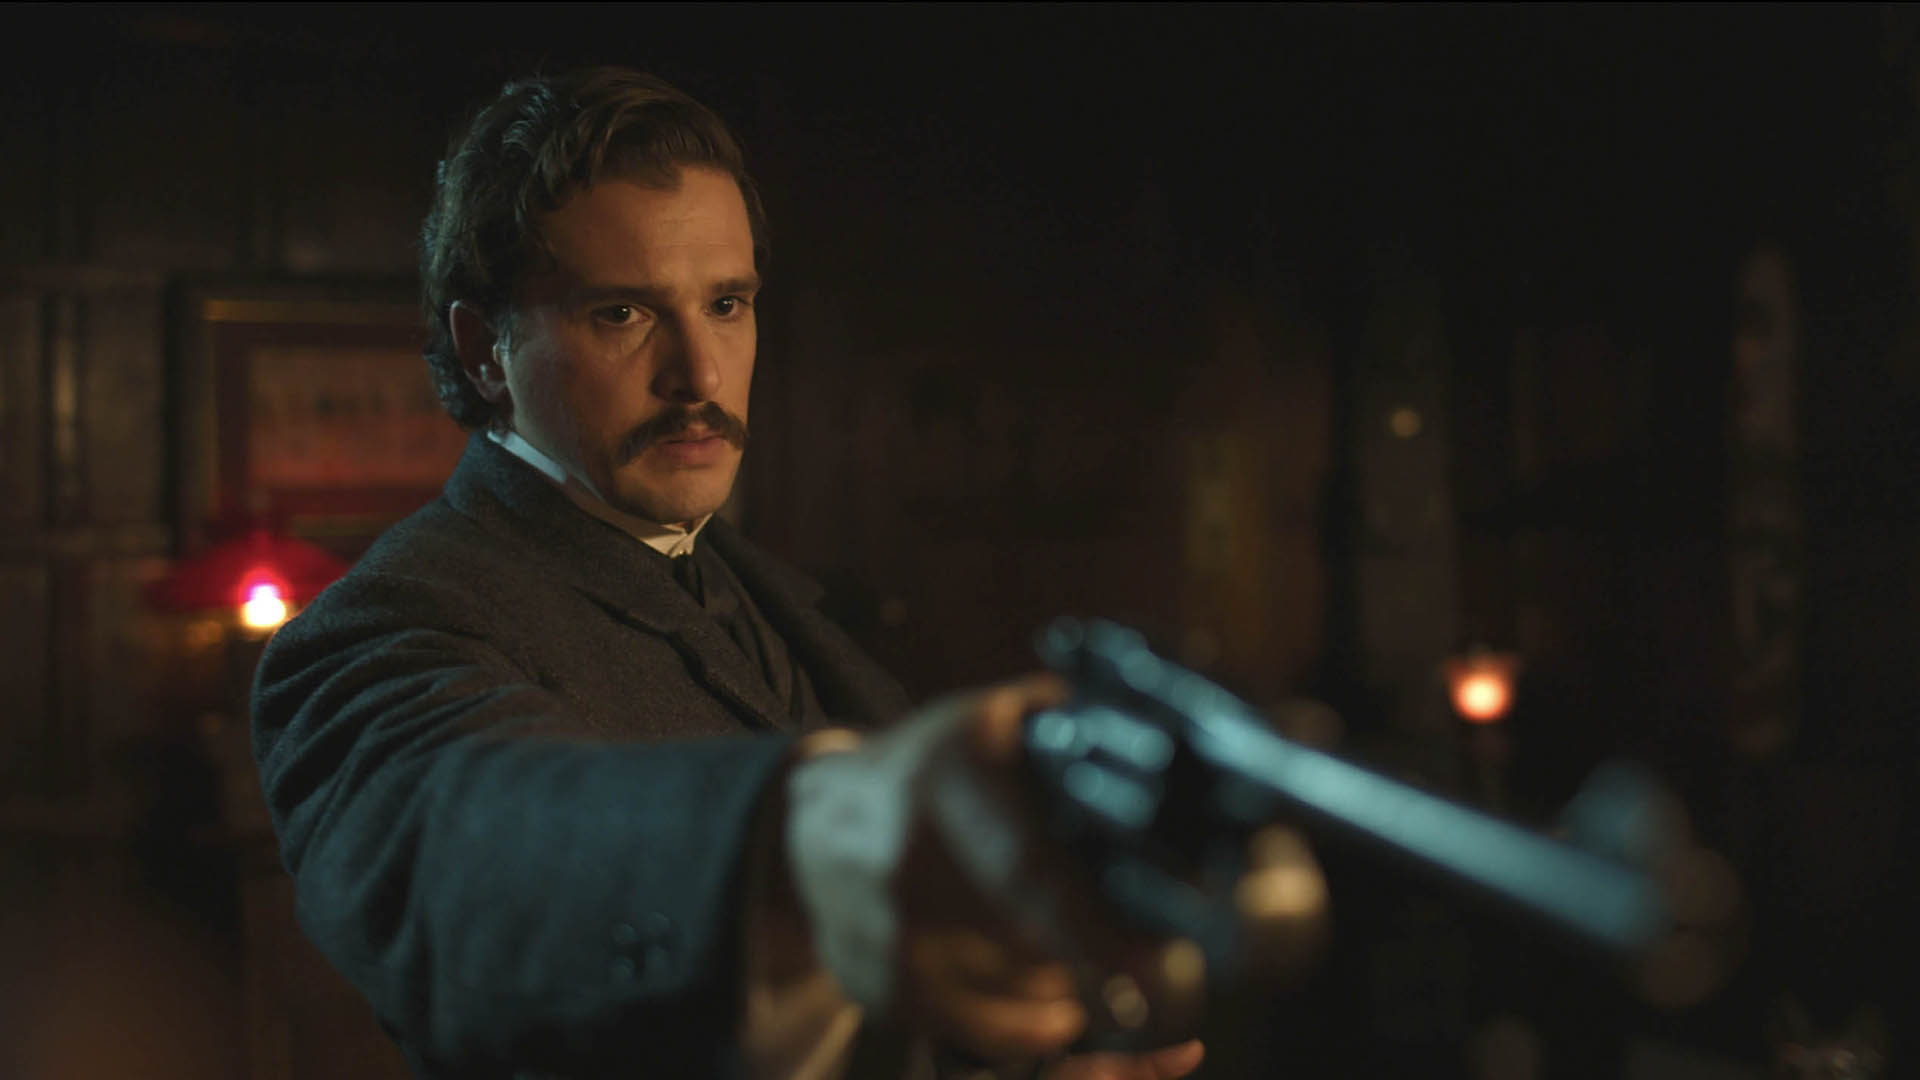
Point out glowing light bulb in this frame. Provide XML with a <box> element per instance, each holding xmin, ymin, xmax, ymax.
<box><xmin>1452</xmin><ymin>671</ymin><xmax>1512</xmax><ymax>723</ymax></box>
<box><xmin>1443</xmin><ymin>649</ymin><xmax>1521</xmax><ymax>724</ymax></box>
<box><xmin>240</xmin><ymin>582</ymin><xmax>289</xmax><ymax>631</ymax></box>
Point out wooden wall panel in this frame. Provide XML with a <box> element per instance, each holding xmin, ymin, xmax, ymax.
<box><xmin>44</xmin><ymin>294</ymin><xmax>83</xmax><ymax>528</ymax></box>
<box><xmin>753</xmin><ymin>286</ymin><xmax>857</xmax><ymax>568</ymax></box>
<box><xmin>0</xmin><ymin>291</ymin><xmax>43</xmax><ymax>526</ymax></box>
<box><xmin>0</xmin><ymin>561</ymin><xmax>49</xmax><ymax>795</ymax></box>
<box><xmin>43</xmin><ymin>557</ymin><xmax>91</xmax><ymax>795</ymax></box>
<box><xmin>84</xmin><ymin>556</ymin><xmax>172</xmax><ymax>758</ymax></box>
<box><xmin>1177</xmin><ymin>292</ymin><xmax>1333</xmax><ymax>706</ymax></box>
<box><xmin>1534</xmin><ymin>326</ymin><xmax>1653</xmax><ymax>473</ymax></box>
<box><xmin>84</xmin><ymin>288</ymin><xmax>165</xmax><ymax>524</ymax></box>
<box><xmin>753</xmin><ymin>269</ymin><xmax>1339</xmax><ymax>707</ymax></box>
<box><xmin>1350</xmin><ymin>280</ymin><xmax>1459</xmax><ymax>734</ymax></box>
<box><xmin>841</xmin><ymin>340</ymin><xmax>1188</xmax><ymax>696</ymax></box>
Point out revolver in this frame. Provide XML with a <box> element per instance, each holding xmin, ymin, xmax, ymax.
<box><xmin>1021</xmin><ymin>619</ymin><xmax>1685</xmax><ymax>1048</ymax></box>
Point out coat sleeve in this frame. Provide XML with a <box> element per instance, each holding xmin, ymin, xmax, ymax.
<box><xmin>250</xmin><ymin>568</ymin><xmax>795</xmax><ymax>1076</ymax></box>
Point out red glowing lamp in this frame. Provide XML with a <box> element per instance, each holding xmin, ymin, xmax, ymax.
<box><xmin>1443</xmin><ymin>650</ymin><xmax>1521</xmax><ymax>724</ymax></box>
<box><xmin>147</xmin><ymin>522</ymin><xmax>349</xmax><ymax>633</ymax></box>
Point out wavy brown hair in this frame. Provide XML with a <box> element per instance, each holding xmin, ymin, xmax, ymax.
<box><xmin>420</xmin><ymin>68</ymin><xmax>768</xmax><ymax>429</ymax></box>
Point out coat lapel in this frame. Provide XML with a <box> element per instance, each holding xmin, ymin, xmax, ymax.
<box><xmin>705</xmin><ymin>520</ymin><xmax>913</xmax><ymax>730</ymax></box>
<box><xmin>443</xmin><ymin>434</ymin><xmax>788</xmax><ymax>732</ymax></box>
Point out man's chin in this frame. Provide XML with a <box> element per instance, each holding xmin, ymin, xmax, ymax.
<box><xmin>603</xmin><ymin>455</ymin><xmax>738</xmax><ymax>526</ymax></box>
<box><xmin>607</xmin><ymin>484</ymin><xmax>730</xmax><ymax>529</ymax></box>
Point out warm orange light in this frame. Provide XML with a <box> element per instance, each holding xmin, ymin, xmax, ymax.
<box><xmin>1443</xmin><ymin>651</ymin><xmax>1520</xmax><ymax>724</ymax></box>
<box><xmin>239</xmin><ymin>581</ymin><xmax>289</xmax><ymax>632</ymax></box>
<box><xmin>1452</xmin><ymin>672</ymin><xmax>1511</xmax><ymax>722</ymax></box>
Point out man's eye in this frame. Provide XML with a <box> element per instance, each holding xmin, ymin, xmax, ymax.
<box><xmin>595</xmin><ymin>305</ymin><xmax>638</xmax><ymax>325</ymax></box>
<box><xmin>711</xmin><ymin>296</ymin><xmax>748</xmax><ymax>317</ymax></box>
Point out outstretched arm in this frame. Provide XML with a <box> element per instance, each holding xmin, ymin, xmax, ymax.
<box><xmin>253</xmin><ymin>570</ymin><xmax>791</xmax><ymax>1075</ymax></box>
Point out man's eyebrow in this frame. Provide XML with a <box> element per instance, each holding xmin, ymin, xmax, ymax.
<box><xmin>573</xmin><ymin>275</ymin><xmax>762</xmax><ymax>306</ymax></box>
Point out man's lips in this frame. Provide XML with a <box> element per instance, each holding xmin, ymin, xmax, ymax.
<box><xmin>647</xmin><ymin>431</ymin><xmax>732</xmax><ymax>464</ymax></box>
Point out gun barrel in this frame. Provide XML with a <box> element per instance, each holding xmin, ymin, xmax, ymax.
<box><xmin>1038</xmin><ymin>619</ymin><xmax>1671</xmax><ymax>957</ymax></box>
<box><xmin>1187</xmin><ymin>709</ymin><xmax>1667</xmax><ymax>952</ymax></box>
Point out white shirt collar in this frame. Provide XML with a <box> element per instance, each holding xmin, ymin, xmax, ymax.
<box><xmin>488</xmin><ymin>429</ymin><xmax>709</xmax><ymax>558</ymax></box>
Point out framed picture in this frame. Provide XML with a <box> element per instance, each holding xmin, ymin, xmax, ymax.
<box><xmin>175</xmin><ymin>281</ymin><xmax>470</xmax><ymax>558</ymax></box>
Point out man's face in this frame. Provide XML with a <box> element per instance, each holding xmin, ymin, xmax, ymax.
<box><xmin>498</xmin><ymin>166</ymin><xmax>758</xmax><ymax>526</ymax></box>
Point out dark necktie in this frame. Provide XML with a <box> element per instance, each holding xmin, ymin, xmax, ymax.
<box><xmin>666</xmin><ymin>542</ymin><xmax>828</xmax><ymax>730</ymax></box>
<box><xmin>670</xmin><ymin>551</ymin><xmax>705</xmax><ymax>606</ymax></box>
<box><xmin>673</xmin><ymin>547</ymin><xmax>753</xmax><ymax>665</ymax></box>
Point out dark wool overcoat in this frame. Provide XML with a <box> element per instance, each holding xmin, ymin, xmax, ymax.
<box><xmin>251</xmin><ymin>433</ymin><xmax>911</xmax><ymax>1077</ymax></box>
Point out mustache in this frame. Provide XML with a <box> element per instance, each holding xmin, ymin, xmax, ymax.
<box><xmin>619</xmin><ymin>402</ymin><xmax>749</xmax><ymax>462</ymax></box>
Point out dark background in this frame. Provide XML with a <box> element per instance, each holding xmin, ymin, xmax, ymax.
<box><xmin>0</xmin><ymin>5</ymin><xmax>1913</xmax><ymax>1078</ymax></box>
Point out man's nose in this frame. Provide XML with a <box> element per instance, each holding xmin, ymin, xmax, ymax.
<box><xmin>650</xmin><ymin>321</ymin><xmax>725</xmax><ymax>403</ymax></box>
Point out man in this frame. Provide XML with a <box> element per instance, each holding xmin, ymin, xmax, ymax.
<box><xmin>252</xmin><ymin>68</ymin><xmax>1212</xmax><ymax>1079</ymax></box>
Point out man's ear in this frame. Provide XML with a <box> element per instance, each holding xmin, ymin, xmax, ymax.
<box><xmin>449</xmin><ymin>301</ymin><xmax>510</xmax><ymax>407</ymax></box>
